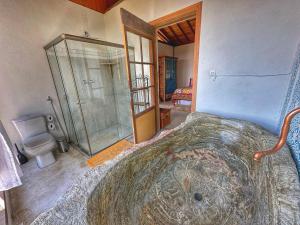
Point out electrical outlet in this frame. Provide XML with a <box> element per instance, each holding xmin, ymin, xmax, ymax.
<box><xmin>209</xmin><ymin>70</ymin><xmax>217</xmax><ymax>81</ymax></box>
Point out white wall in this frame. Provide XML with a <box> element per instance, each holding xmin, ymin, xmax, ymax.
<box><xmin>197</xmin><ymin>0</ymin><xmax>300</xmax><ymax>133</ymax></box>
<box><xmin>103</xmin><ymin>0</ymin><xmax>200</xmax><ymax>44</ymax></box>
<box><xmin>158</xmin><ymin>42</ymin><xmax>173</xmax><ymax>57</ymax></box>
<box><xmin>0</xmin><ymin>0</ymin><xmax>106</xmax><ymax>144</ymax></box>
<box><xmin>158</xmin><ymin>42</ymin><xmax>194</xmax><ymax>88</ymax></box>
<box><xmin>175</xmin><ymin>43</ymin><xmax>194</xmax><ymax>87</ymax></box>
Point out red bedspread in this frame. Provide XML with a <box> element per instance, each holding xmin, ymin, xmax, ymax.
<box><xmin>172</xmin><ymin>87</ymin><xmax>192</xmax><ymax>102</ymax></box>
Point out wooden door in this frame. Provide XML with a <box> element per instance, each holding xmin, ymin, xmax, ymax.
<box><xmin>120</xmin><ymin>8</ymin><xmax>158</xmax><ymax>144</ymax></box>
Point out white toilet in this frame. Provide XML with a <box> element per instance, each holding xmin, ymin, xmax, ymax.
<box><xmin>12</xmin><ymin>115</ymin><xmax>57</xmax><ymax>168</ymax></box>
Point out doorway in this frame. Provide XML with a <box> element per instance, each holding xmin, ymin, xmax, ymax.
<box><xmin>119</xmin><ymin>3</ymin><xmax>202</xmax><ymax>143</ymax></box>
<box><xmin>150</xmin><ymin>3</ymin><xmax>202</xmax><ymax>129</ymax></box>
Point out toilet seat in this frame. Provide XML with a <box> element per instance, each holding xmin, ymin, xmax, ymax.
<box><xmin>24</xmin><ymin>132</ymin><xmax>56</xmax><ymax>157</ymax></box>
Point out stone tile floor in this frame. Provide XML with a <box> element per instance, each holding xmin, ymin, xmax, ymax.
<box><xmin>164</xmin><ymin>109</ymin><xmax>189</xmax><ymax>130</ymax></box>
<box><xmin>160</xmin><ymin>101</ymin><xmax>190</xmax><ymax>130</ymax></box>
<box><xmin>10</xmin><ymin>148</ymin><xmax>88</xmax><ymax>225</ymax></box>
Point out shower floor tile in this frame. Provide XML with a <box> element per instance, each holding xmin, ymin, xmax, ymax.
<box><xmin>80</xmin><ymin>124</ymin><xmax>132</xmax><ymax>155</ymax></box>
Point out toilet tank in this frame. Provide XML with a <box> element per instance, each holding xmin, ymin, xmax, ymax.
<box><xmin>12</xmin><ymin>115</ymin><xmax>47</xmax><ymax>141</ymax></box>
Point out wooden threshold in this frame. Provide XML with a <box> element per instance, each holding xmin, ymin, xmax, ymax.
<box><xmin>87</xmin><ymin>139</ymin><xmax>133</xmax><ymax>168</ymax></box>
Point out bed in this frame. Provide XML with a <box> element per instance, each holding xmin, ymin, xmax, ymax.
<box><xmin>171</xmin><ymin>79</ymin><xmax>193</xmax><ymax>110</ymax></box>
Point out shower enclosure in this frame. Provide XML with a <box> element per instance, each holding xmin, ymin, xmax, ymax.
<box><xmin>45</xmin><ymin>34</ymin><xmax>132</xmax><ymax>156</ymax></box>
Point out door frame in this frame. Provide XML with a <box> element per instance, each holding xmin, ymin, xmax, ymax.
<box><xmin>149</xmin><ymin>2</ymin><xmax>202</xmax><ymax>112</ymax></box>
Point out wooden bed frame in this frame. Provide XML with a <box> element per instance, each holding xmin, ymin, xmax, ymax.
<box><xmin>171</xmin><ymin>78</ymin><xmax>193</xmax><ymax>112</ymax></box>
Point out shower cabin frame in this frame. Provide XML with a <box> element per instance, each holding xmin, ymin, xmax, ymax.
<box><xmin>44</xmin><ymin>34</ymin><xmax>132</xmax><ymax>157</ymax></box>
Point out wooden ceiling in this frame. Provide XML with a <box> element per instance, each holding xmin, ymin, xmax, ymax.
<box><xmin>157</xmin><ymin>18</ymin><xmax>196</xmax><ymax>46</ymax></box>
<box><xmin>69</xmin><ymin>0</ymin><xmax>123</xmax><ymax>14</ymax></box>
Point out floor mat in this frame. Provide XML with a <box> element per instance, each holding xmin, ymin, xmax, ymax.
<box><xmin>87</xmin><ymin>139</ymin><xmax>133</xmax><ymax>168</ymax></box>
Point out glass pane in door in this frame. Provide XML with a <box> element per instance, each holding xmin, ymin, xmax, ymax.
<box><xmin>130</xmin><ymin>63</ymin><xmax>142</xmax><ymax>88</ymax></box>
<box><xmin>54</xmin><ymin>41</ymin><xmax>90</xmax><ymax>154</ymax></box>
<box><xmin>46</xmin><ymin>46</ymin><xmax>77</xmax><ymax>145</ymax></box>
<box><xmin>127</xmin><ymin>32</ymin><xmax>141</xmax><ymax>62</ymax></box>
<box><xmin>141</xmin><ymin>37</ymin><xmax>153</xmax><ymax>63</ymax></box>
<box><xmin>126</xmin><ymin>31</ymin><xmax>155</xmax><ymax>116</ymax></box>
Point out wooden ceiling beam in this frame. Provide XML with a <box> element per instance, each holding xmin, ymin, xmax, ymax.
<box><xmin>168</xmin><ymin>26</ymin><xmax>181</xmax><ymax>45</ymax></box>
<box><xmin>157</xmin><ymin>30</ymin><xmax>169</xmax><ymax>43</ymax></box>
<box><xmin>177</xmin><ymin>23</ymin><xmax>190</xmax><ymax>42</ymax></box>
<box><xmin>160</xmin><ymin>28</ymin><xmax>176</xmax><ymax>46</ymax></box>
<box><xmin>157</xmin><ymin>34</ymin><xmax>163</xmax><ymax>42</ymax></box>
<box><xmin>157</xmin><ymin>32</ymin><xmax>168</xmax><ymax>43</ymax></box>
<box><xmin>186</xmin><ymin>20</ymin><xmax>195</xmax><ymax>34</ymax></box>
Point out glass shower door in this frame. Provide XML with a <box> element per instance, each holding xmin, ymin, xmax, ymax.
<box><xmin>46</xmin><ymin>46</ymin><xmax>78</xmax><ymax>145</ymax></box>
<box><xmin>66</xmin><ymin>40</ymin><xmax>127</xmax><ymax>155</ymax></box>
<box><xmin>53</xmin><ymin>41</ymin><xmax>91</xmax><ymax>154</ymax></box>
<box><xmin>45</xmin><ymin>34</ymin><xmax>133</xmax><ymax>156</ymax></box>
